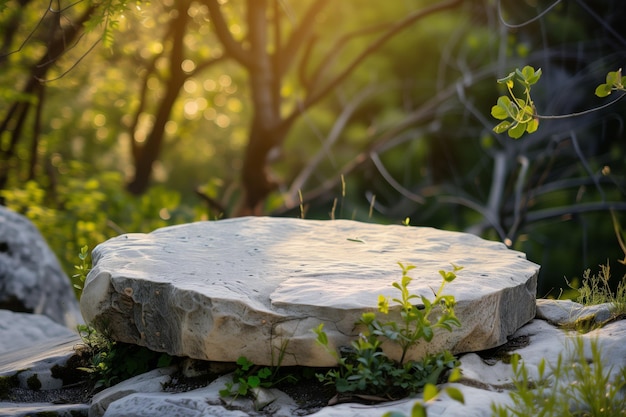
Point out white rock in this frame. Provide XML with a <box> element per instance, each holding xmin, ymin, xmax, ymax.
<box><xmin>102</xmin><ymin>391</ymin><xmax>249</xmax><ymax>417</ymax></box>
<box><xmin>0</xmin><ymin>402</ymin><xmax>89</xmax><ymax>417</ymax></box>
<box><xmin>80</xmin><ymin>217</ymin><xmax>539</xmax><ymax>366</ymax></box>
<box><xmin>536</xmin><ymin>298</ymin><xmax>616</xmax><ymax>326</ymax></box>
<box><xmin>0</xmin><ymin>206</ymin><xmax>82</xmax><ymax>328</ymax></box>
<box><xmin>0</xmin><ymin>310</ymin><xmax>77</xmax><ymax>355</ymax></box>
<box><xmin>89</xmin><ymin>366</ymin><xmax>178</xmax><ymax>417</ymax></box>
<box><xmin>0</xmin><ymin>311</ymin><xmax>81</xmax><ymax>391</ymax></box>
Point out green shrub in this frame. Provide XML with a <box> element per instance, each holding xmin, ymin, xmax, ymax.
<box><xmin>314</xmin><ymin>263</ymin><xmax>463</xmax><ymax>400</ymax></box>
<box><xmin>1</xmin><ymin>164</ymin><xmax>199</xmax><ymax>295</ymax></box>
<box><xmin>491</xmin><ymin>338</ymin><xmax>626</xmax><ymax>417</ymax></box>
<box><xmin>77</xmin><ymin>324</ymin><xmax>174</xmax><ymax>390</ymax></box>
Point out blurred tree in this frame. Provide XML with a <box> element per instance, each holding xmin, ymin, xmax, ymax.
<box><xmin>123</xmin><ymin>0</ymin><xmax>464</xmax><ymax>215</ymax></box>
<box><xmin>0</xmin><ymin>2</ymin><xmax>96</xmax><ymax>189</ymax></box>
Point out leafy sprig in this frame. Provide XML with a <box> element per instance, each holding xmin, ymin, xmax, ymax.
<box><xmin>219</xmin><ymin>355</ymin><xmax>297</xmax><ymax>400</ymax></box>
<box><xmin>313</xmin><ymin>263</ymin><xmax>464</xmax><ymax>401</ymax></box>
<box><xmin>491</xmin><ymin>66</ymin><xmax>541</xmax><ymax>139</ymax></box>
<box><xmin>595</xmin><ymin>68</ymin><xmax>626</xmax><ymax>98</ymax></box>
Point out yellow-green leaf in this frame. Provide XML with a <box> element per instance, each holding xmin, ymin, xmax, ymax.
<box><xmin>595</xmin><ymin>84</ymin><xmax>611</xmax><ymax>98</ymax></box>
<box><xmin>508</xmin><ymin>122</ymin><xmax>526</xmax><ymax>139</ymax></box>
<box><xmin>493</xmin><ymin>120</ymin><xmax>511</xmax><ymax>134</ymax></box>
<box><xmin>445</xmin><ymin>387</ymin><xmax>465</xmax><ymax>404</ymax></box>
<box><xmin>411</xmin><ymin>403</ymin><xmax>427</xmax><ymax>417</ymax></box>
<box><xmin>423</xmin><ymin>383</ymin><xmax>438</xmax><ymax>401</ymax></box>
<box><xmin>448</xmin><ymin>367</ymin><xmax>462</xmax><ymax>382</ymax></box>
<box><xmin>491</xmin><ymin>104</ymin><xmax>508</xmax><ymax>120</ymax></box>
<box><xmin>526</xmin><ymin>118</ymin><xmax>539</xmax><ymax>133</ymax></box>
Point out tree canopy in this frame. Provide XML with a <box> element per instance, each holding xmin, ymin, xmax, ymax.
<box><xmin>1</xmin><ymin>0</ymin><xmax>625</xmax><ymax>294</ymax></box>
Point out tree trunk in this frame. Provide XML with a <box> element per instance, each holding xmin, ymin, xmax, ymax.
<box><xmin>235</xmin><ymin>0</ymin><xmax>284</xmax><ymax>215</ymax></box>
<box><xmin>126</xmin><ymin>1</ymin><xmax>189</xmax><ymax>195</ymax></box>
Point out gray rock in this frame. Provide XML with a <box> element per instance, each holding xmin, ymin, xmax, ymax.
<box><xmin>80</xmin><ymin>217</ymin><xmax>540</xmax><ymax>366</ymax></box>
<box><xmin>536</xmin><ymin>299</ymin><xmax>617</xmax><ymax>326</ymax></box>
<box><xmin>89</xmin><ymin>367</ymin><xmax>178</xmax><ymax>417</ymax></box>
<box><xmin>0</xmin><ymin>310</ymin><xmax>78</xmax><ymax>355</ymax></box>
<box><xmin>0</xmin><ymin>402</ymin><xmax>89</xmax><ymax>417</ymax></box>
<box><xmin>0</xmin><ymin>316</ymin><xmax>85</xmax><ymax>417</ymax></box>
<box><xmin>0</xmin><ymin>317</ymin><xmax>81</xmax><ymax>391</ymax></box>
<box><xmin>0</xmin><ymin>206</ymin><xmax>82</xmax><ymax>328</ymax></box>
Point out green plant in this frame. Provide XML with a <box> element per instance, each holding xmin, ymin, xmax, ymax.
<box><xmin>218</xmin><ymin>355</ymin><xmax>298</xmax><ymax>400</ymax></box>
<box><xmin>491</xmin><ymin>66</ymin><xmax>541</xmax><ymax>139</ymax></box>
<box><xmin>313</xmin><ymin>263</ymin><xmax>463</xmax><ymax>400</ymax></box>
<box><xmin>1</xmin><ymin>167</ymin><xmax>197</xmax><ymax>295</ymax></box>
<box><xmin>72</xmin><ymin>245</ymin><xmax>91</xmax><ymax>294</ymax></box>
<box><xmin>491</xmin><ymin>338</ymin><xmax>626</xmax><ymax>417</ymax></box>
<box><xmin>569</xmin><ymin>262</ymin><xmax>626</xmax><ymax>316</ymax></box>
<box><xmin>77</xmin><ymin>324</ymin><xmax>174</xmax><ymax>389</ymax></box>
<box><xmin>594</xmin><ymin>68</ymin><xmax>626</xmax><ymax>98</ymax></box>
<box><xmin>491</xmin><ymin>66</ymin><xmax>626</xmax><ymax>139</ymax></box>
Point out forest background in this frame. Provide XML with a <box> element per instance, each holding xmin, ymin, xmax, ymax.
<box><xmin>1</xmin><ymin>0</ymin><xmax>625</xmax><ymax>297</ymax></box>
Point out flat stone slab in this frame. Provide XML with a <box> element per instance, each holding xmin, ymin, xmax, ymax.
<box><xmin>80</xmin><ymin>217</ymin><xmax>539</xmax><ymax>366</ymax></box>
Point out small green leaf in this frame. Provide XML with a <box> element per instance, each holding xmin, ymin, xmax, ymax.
<box><xmin>526</xmin><ymin>118</ymin><xmax>539</xmax><ymax>134</ymax></box>
<box><xmin>526</xmin><ymin>68</ymin><xmax>542</xmax><ymax>85</ymax></box>
<box><xmin>508</xmin><ymin>122</ymin><xmax>526</xmax><ymax>139</ymax></box>
<box><xmin>606</xmin><ymin>70</ymin><xmax>620</xmax><ymax>85</ymax></box>
<box><xmin>496</xmin><ymin>71</ymin><xmax>515</xmax><ymax>84</ymax></box>
<box><xmin>236</xmin><ymin>356</ymin><xmax>253</xmax><ymax>370</ymax></box>
<box><xmin>448</xmin><ymin>367</ymin><xmax>462</xmax><ymax>383</ymax></box>
<box><xmin>595</xmin><ymin>83</ymin><xmax>612</xmax><ymax>98</ymax></box>
<box><xmin>378</xmin><ymin>295</ymin><xmax>389</xmax><ymax>314</ymax></box>
<box><xmin>491</xmin><ymin>102</ymin><xmax>509</xmax><ymax>120</ymax></box>
<box><xmin>493</xmin><ymin>120</ymin><xmax>512</xmax><ymax>134</ymax></box>
<box><xmin>445</xmin><ymin>386</ymin><xmax>465</xmax><ymax>404</ymax></box>
<box><xmin>313</xmin><ymin>324</ymin><xmax>328</xmax><ymax>346</ymax></box>
<box><xmin>423</xmin><ymin>383</ymin><xmax>438</xmax><ymax>401</ymax></box>
<box><xmin>411</xmin><ymin>403</ymin><xmax>427</xmax><ymax>417</ymax></box>
<box><xmin>247</xmin><ymin>375</ymin><xmax>261</xmax><ymax>388</ymax></box>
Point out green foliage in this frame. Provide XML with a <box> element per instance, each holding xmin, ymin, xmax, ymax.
<box><xmin>84</xmin><ymin>0</ymin><xmax>142</xmax><ymax>49</ymax></box>
<box><xmin>72</xmin><ymin>245</ymin><xmax>91</xmax><ymax>294</ymax></box>
<box><xmin>77</xmin><ymin>324</ymin><xmax>174</xmax><ymax>389</ymax></box>
<box><xmin>594</xmin><ymin>68</ymin><xmax>626</xmax><ymax>98</ymax></box>
<box><xmin>376</xmin><ymin>262</ymin><xmax>462</xmax><ymax>364</ymax></box>
<box><xmin>492</xmin><ymin>66</ymin><xmax>626</xmax><ymax>139</ymax></box>
<box><xmin>313</xmin><ymin>263</ymin><xmax>462</xmax><ymax>399</ymax></box>
<box><xmin>570</xmin><ymin>262</ymin><xmax>626</xmax><ymax>316</ymax></box>
<box><xmin>1</xmin><ymin>166</ymin><xmax>197</xmax><ymax>294</ymax></box>
<box><xmin>491</xmin><ymin>66</ymin><xmax>541</xmax><ymax>139</ymax></box>
<box><xmin>218</xmin><ymin>355</ymin><xmax>298</xmax><ymax>400</ymax></box>
<box><xmin>491</xmin><ymin>338</ymin><xmax>626</xmax><ymax>417</ymax></box>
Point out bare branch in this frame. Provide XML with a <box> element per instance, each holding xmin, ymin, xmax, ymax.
<box><xmin>277</xmin><ymin>0</ymin><xmax>329</xmax><ymax>77</ymax></box>
<box><xmin>287</xmin><ymin>85</ymin><xmax>380</xmax><ymax>203</ymax></box>
<box><xmin>282</xmin><ymin>0</ymin><xmax>463</xmax><ymax>129</ymax></box>
<box><xmin>524</xmin><ymin>202</ymin><xmax>626</xmax><ymax>224</ymax></box>
<box><xmin>203</xmin><ymin>0</ymin><xmax>251</xmax><ymax>67</ymax></box>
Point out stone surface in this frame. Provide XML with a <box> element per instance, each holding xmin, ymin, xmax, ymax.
<box><xmin>0</xmin><ymin>310</ymin><xmax>78</xmax><ymax>355</ymax></box>
<box><xmin>0</xmin><ymin>314</ymin><xmax>81</xmax><ymax>391</ymax></box>
<box><xmin>89</xmin><ymin>367</ymin><xmax>178</xmax><ymax>417</ymax></box>
<box><xmin>536</xmin><ymin>298</ymin><xmax>616</xmax><ymax>326</ymax></box>
<box><xmin>0</xmin><ymin>206</ymin><xmax>82</xmax><ymax>328</ymax></box>
<box><xmin>80</xmin><ymin>217</ymin><xmax>539</xmax><ymax>366</ymax></box>
<box><xmin>0</xmin><ymin>313</ymin><xmax>85</xmax><ymax>417</ymax></box>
